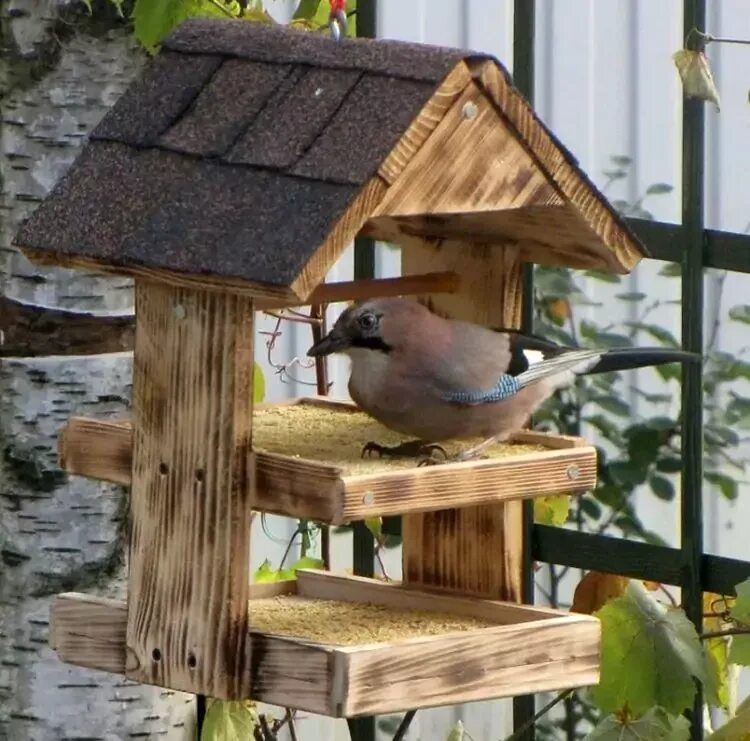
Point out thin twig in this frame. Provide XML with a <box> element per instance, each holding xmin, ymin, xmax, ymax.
<box><xmin>286</xmin><ymin>709</ymin><xmax>299</xmax><ymax>741</ymax></box>
<box><xmin>501</xmin><ymin>689</ymin><xmax>574</xmax><ymax>741</ymax></box>
<box><xmin>258</xmin><ymin>714</ymin><xmax>274</xmax><ymax>740</ymax></box>
<box><xmin>393</xmin><ymin>710</ymin><xmax>417</xmax><ymax>741</ymax></box>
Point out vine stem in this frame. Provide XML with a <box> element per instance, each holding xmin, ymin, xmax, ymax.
<box><xmin>393</xmin><ymin>710</ymin><xmax>417</xmax><ymax>741</ymax></box>
<box><xmin>701</xmin><ymin>627</ymin><xmax>750</xmax><ymax>640</ymax></box>
<box><xmin>502</xmin><ymin>689</ymin><xmax>574</xmax><ymax>741</ymax></box>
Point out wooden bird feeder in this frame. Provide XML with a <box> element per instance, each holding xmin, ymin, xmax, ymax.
<box><xmin>16</xmin><ymin>19</ymin><xmax>647</xmax><ymax>714</ymax></box>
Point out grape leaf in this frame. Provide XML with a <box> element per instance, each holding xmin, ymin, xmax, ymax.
<box><xmin>252</xmin><ymin>555</ymin><xmax>325</xmax><ymax>583</ymax></box>
<box><xmin>729</xmin><ymin>305</ymin><xmax>750</xmax><ymax>325</ymax></box>
<box><xmin>730</xmin><ymin>577</ymin><xmax>750</xmax><ymax>624</ymax></box>
<box><xmin>572</xmin><ymin>573</ymin><xmax>659</xmax><ymax>615</ymax></box>
<box><xmin>728</xmin><ymin>635</ymin><xmax>750</xmax><ymax>666</ymax></box>
<box><xmin>365</xmin><ymin>516</ymin><xmax>384</xmax><ymax>545</ymax></box>
<box><xmin>533</xmin><ymin>494</ymin><xmax>571</xmax><ymax>526</ymax></box>
<box><xmin>134</xmin><ymin>0</ymin><xmax>231</xmax><ymax>53</ymax></box>
<box><xmin>592</xmin><ymin>581</ymin><xmax>707</xmax><ymax>715</ymax></box>
<box><xmin>586</xmin><ymin>707</ymin><xmax>689</xmax><ymax>741</ymax></box>
<box><xmin>201</xmin><ymin>699</ymin><xmax>257</xmax><ymax>741</ymax></box>
<box><xmin>704</xmin><ymin>593</ymin><xmax>730</xmax><ymax>709</ymax></box>
<box><xmin>253</xmin><ymin>362</ymin><xmax>265</xmax><ymax>402</ymax></box>
<box><xmin>709</xmin><ymin>694</ymin><xmax>750</xmax><ymax>741</ymax></box>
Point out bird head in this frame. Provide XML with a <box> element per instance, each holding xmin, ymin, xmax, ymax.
<box><xmin>307</xmin><ymin>297</ymin><xmax>430</xmax><ymax>357</ymax></box>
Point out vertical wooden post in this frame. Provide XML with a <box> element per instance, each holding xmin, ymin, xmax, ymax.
<box><xmin>401</xmin><ymin>240</ymin><xmax>524</xmax><ymax>601</ymax></box>
<box><xmin>126</xmin><ymin>281</ymin><xmax>255</xmax><ymax>698</ymax></box>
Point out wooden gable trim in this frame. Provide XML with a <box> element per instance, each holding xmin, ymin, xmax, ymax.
<box><xmin>469</xmin><ymin>59</ymin><xmax>644</xmax><ymax>273</ymax></box>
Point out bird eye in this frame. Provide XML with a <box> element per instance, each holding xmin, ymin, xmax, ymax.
<box><xmin>358</xmin><ymin>312</ymin><xmax>378</xmax><ymax>331</ymax></box>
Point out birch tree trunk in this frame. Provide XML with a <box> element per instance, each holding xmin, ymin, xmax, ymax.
<box><xmin>0</xmin><ymin>2</ymin><xmax>195</xmax><ymax>738</ymax></box>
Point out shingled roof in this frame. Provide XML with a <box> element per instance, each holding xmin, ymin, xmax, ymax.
<box><xmin>15</xmin><ymin>18</ymin><xmax>645</xmax><ymax>303</ymax></box>
<box><xmin>14</xmin><ymin>19</ymin><xmax>489</xmax><ymax>295</ymax></box>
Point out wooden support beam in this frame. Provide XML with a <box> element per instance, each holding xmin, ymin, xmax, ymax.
<box><xmin>127</xmin><ymin>282</ymin><xmax>255</xmax><ymax>698</ymax></box>
<box><xmin>51</xmin><ymin>573</ymin><xmax>600</xmax><ymax>717</ymax></box>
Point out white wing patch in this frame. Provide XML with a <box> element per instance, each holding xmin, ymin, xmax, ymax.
<box><xmin>522</xmin><ymin>349</ymin><xmax>545</xmax><ymax>366</ymax></box>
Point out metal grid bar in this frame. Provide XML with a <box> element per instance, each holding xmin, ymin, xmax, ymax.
<box><xmin>513</xmin><ymin>1</ymin><xmax>538</xmax><ymax>738</ymax></box>
<box><xmin>681</xmin><ymin>2</ymin><xmax>707</xmax><ymax>737</ymax></box>
<box><xmin>356</xmin><ymin>1</ymin><xmax>750</xmax><ymax>738</ymax></box>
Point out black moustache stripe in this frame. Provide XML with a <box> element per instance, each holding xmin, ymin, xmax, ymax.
<box><xmin>350</xmin><ymin>337</ymin><xmax>393</xmax><ymax>353</ymax></box>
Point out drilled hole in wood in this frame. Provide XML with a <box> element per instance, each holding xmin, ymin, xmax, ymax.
<box><xmin>158</xmin><ymin>462</ymin><xmax>168</xmax><ymax>476</ymax></box>
<box><xmin>187</xmin><ymin>652</ymin><xmax>197</xmax><ymax>669</ymax></box>
<box><xmin>152</xmin><ymin>648</ymin><xmax>162</xmax><ymax>662</ymax></box>
<box><xmin>194</xmin><ymin>469</ymin><xmax>204</xmax><ymax>483</ymax></box>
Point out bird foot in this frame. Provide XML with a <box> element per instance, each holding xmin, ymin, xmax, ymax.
<box><xmin>361</xmin><ymin>439</ymin><xmax>448</xmax><ymax>461</ymax></box>
<box><xmin>416</xmin><ymin>448</ymin><xmax>490</xmax><ymax>466</ymax></box>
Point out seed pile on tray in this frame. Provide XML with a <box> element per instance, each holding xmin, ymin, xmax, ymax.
<box><xmin>253</xmin><ymin>403</ymin><xmax>546</xmax><ymax>475</ymax></box>
<box><xmin>248</xmin><ymin>595</ymin><xmax>497</xmax><ymax>645</ymax></box>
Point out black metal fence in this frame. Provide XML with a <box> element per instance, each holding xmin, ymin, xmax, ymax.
<box><xmin>349</xmin><ymin>2</ymin><xmax>750</xmax><ymax>740</ymax></box>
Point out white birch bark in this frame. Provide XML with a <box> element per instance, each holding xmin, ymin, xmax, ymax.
<box><xmin>1</xmin><ymin>2</ymin><xmax>195</xmax><ymax>738</ymax></box>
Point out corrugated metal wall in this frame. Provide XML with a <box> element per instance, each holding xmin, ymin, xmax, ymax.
<box><xmin>254</xmin><ymin>2</ymin><xmax>750</xmax><ymax>737</ymax></box>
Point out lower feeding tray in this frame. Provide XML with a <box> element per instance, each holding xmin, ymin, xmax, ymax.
<box><xmin>51</xmin><ymin>570</ymin><xmax>601</xmax><ymax>717</ymax></box>
<box><xmin>59</xmin><ymin>397</ymin><xmax>597</xmax><ymax>524</ymax></box>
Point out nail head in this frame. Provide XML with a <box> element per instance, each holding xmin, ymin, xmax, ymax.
<box><xmin>566</xmin><ymin>464</ymin><xmax>581</xmax><ymax>481</ymax></box>
<box><xmin>462</xmin><ymin>101</ymin><xmax>478</xmax><ymax>119</ymax></box>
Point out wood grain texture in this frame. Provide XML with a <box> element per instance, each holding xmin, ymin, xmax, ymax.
<box><xmin>400</xmin><ymin>231</ymin><xmax>526</xmax><ymax>598</ymax></box>
<box><xmin>58</xmin><ymin>413</ymin><xmax>596</xmax><ymax>525</ymax></box>
<box><xmin>128</xmin><ymin>281</ymin><xmax>255</xmax><ymax>698</ymax></box>
<box><xmin>341</xmin><ymin>446</ymin><xmax>596</xmax><ymax>521</ymax></box>
<box><xmin>51</xmin><ymin>576</ymin><xmax>600</xmax><ymax>718</ymax></box>
<box><xmin>378</xmin><ymin>62</ymin><xmax>473</xmax><ymax>185</ymax></box>
<box><xmin>20</xmin><ymin>246</ymin><xmax>297</xmax><ymax>304</ymax></box>
<box><xmin>341</xmin><ymin>617</ymin><xmax>600</xmax><ymax>716</ymax></box>
<box><xmin>470</xmin><ymin>60</ymin><xmax>644</xmax><ymax>273</ymax></box>
<box><xmin>295</xmin><ymin>570</ymin><xmax>567</xmax><ymax>623</ymax></box>
<box><xmin>365</xmin><ymin>205</ymin><xmax>632</xmax><ymax>273</ymax></box>
<box><xmin>51</xmin><ymin>593</ymin><xmax>134</xmax><ymax>675</ymax></box>
<box><xmin>373</xmin><ymin>81</ymin><xmax>562</xmax><ymax>219</ymax></box>
<box><xmin>290</xmin><ymin>177</ymin><xmax>387</xmax><ymax>301</ymax></box>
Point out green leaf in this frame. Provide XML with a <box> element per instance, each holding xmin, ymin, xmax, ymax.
<box><xmin>586</xmin><ymin>707</ymin><xmax>689</xmax><ymax>741</ymax></box>
<box><xmin>626</xmin><ymin>322</ymin><xmax>680</xmax><ymax>348</ymax></box>
<box><xmin>659</xmin><ymin>263</ymin><xmax>682</xmax><ymax>278</ymax></box>
<box><xmin>592</xmin><ymin>581</ymin><xmax>707</xmax><ymax>715</ymax></box>
<box><xmin>656</xmin><ymin>457</ymin><xmax>683</xmax><ymax>473</ymax></box>
<box><xmin>134</xmin><ymin>0</ymin><xmax>231</xmax><ymax>53</ymax></box>
<box><xmin>729</xmin><ymin>305</ymin><xmax>750</xmax><ymax>324</ymax></box>
<box><xmin>705</xmin><ymin>471</ymin><xmax>739</xmax><ymax>501</ymax></box>
<box><xmin>533</xmin><ymin>494</ymin><xmax>571</xmax><ymax>526</ymax></box>
<box><xmin>610</xmin><ymin>155</ymin><xmax>633</xmax><ymax>166</ymax></box>
<box><xmin>646</xmin><ymin>183</ymin><xmax>674</xmax><ymax>195</ymax></box>
<box><xmin>616</xmin><ymin>292</ymin><xmax>647</xmax><ymax>302</ymax></box>
<box><xmin>288</xmin><ymin>555</ymin><xmax>325</xmax><ymax>573</ymax></box>
<box><xmin>650</xmin><ymin>474</ymin><xmax>675</xmax><ymax>501</ymax></box>
<box><xmin>293</xmin><ymin>0</ymin><xmax>324</xmax><ymax>20</ymax></box>
<box><xmin>583</xmin><ymin>270</ymin><xmax>621</xmax><ymax>283</ymax></box>
<box><xmin>728</xmin><ymin>634</ymin><xmax>750</xmax><ymax>666</ymax></box>
<box><xmin>709</xmin><ymin>694</ymin><xmax>750</xmax><ymax>740</ymax></box>
<box><xmin>253</xmin><ymin>559</ymin><xmax>288</xmax><ymax>583</ymax></box>
<box><xmin>253</xmin><ymin>362</ymin><xmax>265</xmax><ymax>402</ymax></box>
<box><xmin>730</xmin><ymin>578</ymin><xmax>750</xmax><ymax>624</ymax></box>
<box><xmin>446</xmin><ymin>720</ymin><xmax>465</xmax><ymax>741</ymax></box>
<box><xmin>201</xmin><ymin>700</ymin><xmax>257</xmax><ymax>741</ymax></box>
<box><xmin>592</xmin><ymin>396</ymin><xmax>631</xmax><ymax>417</ymax></box>
<box><xmin>609</xmin><ymin>461</ymin><xmax>647</xmax><ymax>487</ymax></box>
<box><xmin>365</xmin><ymin>516</ymin><xmax>384</xmax><ymax>544</ymax></box>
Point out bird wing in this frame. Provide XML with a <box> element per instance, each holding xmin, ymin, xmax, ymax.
<box><xmin>426</xmin><ymin>327</ymin><xmax>602</xmax><ymax>406</ymax></box>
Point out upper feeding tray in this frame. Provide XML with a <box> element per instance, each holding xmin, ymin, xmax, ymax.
<box><xmin>60</xmin><ymin>397</ymin><xmax>597</xmax><ymax>525</ymax></box>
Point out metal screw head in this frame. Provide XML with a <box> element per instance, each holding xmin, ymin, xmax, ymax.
<box><xmin>462</xmin><ymin>101</ymin><xmax>478</xmax><ymax>119</ymax></box>
<box><xmin>362</xmin><ymin>492</ymin><xmax>375</xmax><ymax>506</ymax></box>
<box><xmin>314</xmin><ymin>87</ymin><xmax>324</xmax><ymax>97</ymax></box>
<box><xmin>173</xmin><ymin>304</ymin><xmax>186</xmax><ymax>320</ymax></box>
<box><xmin>566</xmin><ymin>464</ymin><xmax>581</xmax><ymax>481</ymax></box>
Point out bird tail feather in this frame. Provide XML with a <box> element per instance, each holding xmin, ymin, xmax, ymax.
<box><xmin>584</xmin><ymin>347</ymin><xmax>701</xmax><ymax>374</ymax></box>
<box><xmin>516</xmin><ymin>349</ymin><xmax>604</xmax><ymax>388</ymax></box>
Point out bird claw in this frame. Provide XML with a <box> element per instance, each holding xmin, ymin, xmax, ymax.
<box><xmin>361</xmin><ymin>440</ymin><xmax>447</xmax><ymax>461</ymax></box>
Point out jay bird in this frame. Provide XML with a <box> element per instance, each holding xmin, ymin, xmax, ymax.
<box><xmin>307</xmin><ymin>297</ymin><xmax>698</xmax><ymax>462</ymax></box>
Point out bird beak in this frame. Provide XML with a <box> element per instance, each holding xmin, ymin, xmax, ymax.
<box><xmin>307</xmin><ymin>330</ymin><xmax>348</xmax><ymax>357</ymax></box>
